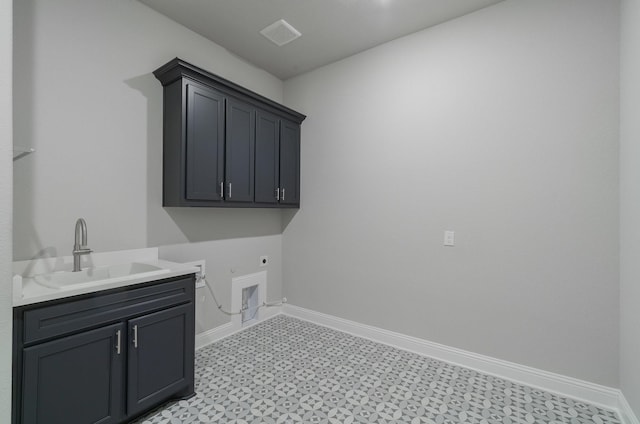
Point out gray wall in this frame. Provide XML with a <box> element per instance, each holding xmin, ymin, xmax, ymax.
<box><xmin>282</xmin><ymin>0</ymin><xmax>620</xmax><ymax>386</ymax></box>
<box><xmin>10</xmin><ymin>0</ymin><xmax>630</xmax><ymax>407</ymax></box>
<box><xmin>13</xmin><ymin>0</ymin><xmax>285</xmax><ymax>331</ymax></box>
<box><xmin>159</xmin><ymin>236</ymin><xmax>282</xmax><ymax>333</ymax></box>
<box><xmin>0</xmin><ymin>0</ymin><xmax>12</xmax><ymax>420</ymax></box>
<box><xmin>620</xmin><ymin>0</ymin><xmax>640</xmax><ymax>415</ymax></box>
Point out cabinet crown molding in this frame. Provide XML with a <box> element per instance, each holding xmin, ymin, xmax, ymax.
<box><xmin>153</xmin><ymin>58</ymin><xmax>306</xmax><ymax>125</ymax></box>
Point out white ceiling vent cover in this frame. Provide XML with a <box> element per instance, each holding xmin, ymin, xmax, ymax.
<box><xmin>260</xmin><ymin>19</ymin><xmax>301</xmax><ymax>47</ymax></box>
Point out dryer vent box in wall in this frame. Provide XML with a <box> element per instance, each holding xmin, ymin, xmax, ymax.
<box><xmin>242</xmin><ymin>285</ymin><xmax>259</xmax><ymax>324</ymax></box>
<box><xmin>231</xmin><ymin>271</ymin><xmax>267</xmax><ymax>328</ymax></box>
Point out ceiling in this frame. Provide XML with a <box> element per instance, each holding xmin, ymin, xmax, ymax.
<box><xmin>140</xmin><ymin>0</ymin><xmax>504</xmax><ymax>80</ymax></box>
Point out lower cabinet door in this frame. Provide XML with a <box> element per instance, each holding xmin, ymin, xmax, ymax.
<box><xmin>21</xmin><ymin>323</ymin><xmax>125</xmax><ymax>424</ymax></box>
<box><xmin>127</xmin><ymin>303</ymin><xmax>194</xmax><ymax>417</ymax></box>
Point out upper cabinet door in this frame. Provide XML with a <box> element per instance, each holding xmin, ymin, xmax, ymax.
<box><xmin>255</xmin><ymin>109</ymin><xmax>280</xmax><ymax>204</ymax></box>
<box><xmin>225</xmin><ymin>98</ymin><xmax>255</xmax><ymax>203</ymax></box>
<box><xmin>185</xmin><ymin>83</ymin><xmax>225</xmax><ymax>202</ymax></box>
<box><xmin>279</xmin><ymin>119</ymin><xmax>301</xmax><ymax>206</ymax></box>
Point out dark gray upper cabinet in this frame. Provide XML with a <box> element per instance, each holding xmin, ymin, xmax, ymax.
<box><xmin>225</xmin><ymin>98</ymin><xmax>255</xmax><ymax>203</ymax></box>
<box><xmin>154</xmin><ymin>58</ymin><xmax>306</xmax><ymax>208</ymax></box>
<box><xmin>279</xmin><ymin>119</ymin><xmax>301</xmax><ymax>206</ymax></box>
<box><xmin>255</xmin><ymin>109</ymin><xmax>280</xmax><ymax>204</ymax></box>
<box><xmin>185</xmin><ymin>83</ymin><xmax>225</xmax><ymax>202</ymax></box>
<box><xmin>254</xmin><ymin>113</ymin><xmax>301</xmax><ymax>206</ymax></box>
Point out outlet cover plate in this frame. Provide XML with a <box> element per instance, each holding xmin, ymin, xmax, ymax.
<box><xmin>182</xmin><ymin>260</ymin><xmax>206</xmax><ymax>288</ymax></box>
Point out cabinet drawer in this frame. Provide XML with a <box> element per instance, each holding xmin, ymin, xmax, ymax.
<box><xmin>22</xmin><ymin>276</ymin><xmax>194</xmax><ymax>345</ymax></box>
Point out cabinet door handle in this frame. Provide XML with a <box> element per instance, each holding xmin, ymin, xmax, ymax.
<box><xmin>133</xmin><ymin>325</ymin><xmax>138</xmax><ymax>348</ymax></box>
<box><xmin>276</xmin><ymin>187</ymin><xmax>280</xmax><ymax>201</ymax></box>
<box><xmin>228</xmin><ymin>182</ymin><xmax>232</xmax><ymax>199</ymax></box>
<box><xmin>220</xmin><ymin>182</ymin><xmax>224</xmax><ymax>198</ymax></box>
<box><xmin>282</xmin><ymin>188</ymin><xmax>285</xmax><ymax>201</ymax></box>
<box><xmin>116</xmin><ymin>330</ymin><xmax>121</xmax><ymax>355</ymax></box>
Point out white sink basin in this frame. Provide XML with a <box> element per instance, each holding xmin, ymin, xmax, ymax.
<box><xmin>27</xmin><ymin>262</ymin><xmax>170</xmax><ymax>290</ymax></box>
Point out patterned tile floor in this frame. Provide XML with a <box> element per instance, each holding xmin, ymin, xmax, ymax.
<box><xmin>134</xmin><ymin>315</ymin><xmax>620</xmax><ymax>424</ymax></box>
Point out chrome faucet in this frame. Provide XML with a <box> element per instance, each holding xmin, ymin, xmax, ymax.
<box><xmin>72</xmin><ymin>218</ymin><xmax>92</xmax><ymax>272</ymax></box>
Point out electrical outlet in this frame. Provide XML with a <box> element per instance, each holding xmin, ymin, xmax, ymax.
<box><xmin>259</xmin><ymin>255</ymin><xmax>269</xmax><ymax>267</ymax></box>
<box><xmin>182</xmin><ymin>260</ymin><xmax>206</xmax><ymax>288</ymax></box>
<box><xmin>444</xmin><ymin>230</ymin><xmax>455</xmax><ymax>247</ymax></box>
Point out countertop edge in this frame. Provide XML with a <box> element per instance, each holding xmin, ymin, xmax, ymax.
<box><xmin>13</xmin><ymin>261</ymin><xmax>198</xmax><ymax>307</ymax></box>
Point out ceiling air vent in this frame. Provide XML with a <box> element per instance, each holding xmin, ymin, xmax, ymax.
<box><xmin>260</xmin><ymin>19</ymin><xmax>301</xmax><ymax>47</ymax></box>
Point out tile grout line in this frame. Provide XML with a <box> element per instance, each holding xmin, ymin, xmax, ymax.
<box><xmin>158</xmin><ymin>311</ymin><xmax>628</xmax><ymax>424</ymax></box>
<box><xmin>282</xmin><ymin>304</ymin><xmax>634</xmax><ymax>423</ymax></box>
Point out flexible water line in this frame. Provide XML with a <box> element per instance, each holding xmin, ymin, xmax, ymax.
<box><xmin>199</xmin><ymin>273</ymin><xmax>287</xmax><ymax>317</ymax></box>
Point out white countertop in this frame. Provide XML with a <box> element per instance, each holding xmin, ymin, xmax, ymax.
<box><xmin>13</xmin><ymin>248</ymin><xmax>198</xmax><ymax>307</ymax></box>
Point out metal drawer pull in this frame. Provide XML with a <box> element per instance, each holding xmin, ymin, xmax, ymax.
<box><xmin>133</xmin><ymin>325</ymin><xmax>138</xmax><ymax>348</ymax></box>
<box><xmin>228</xmin><ymin>183</ymin><xmax>232</xmax><ymax>198</ymax></box>
<box><xmin>282</xmin><ymin>188</ymin><xmax>285</xmax><ymax>201</ymax></box>
<box><xmin>276</xmin><ymin>188</ymin><xmax>280</xmax><ymax>201</ymax></box>
<box><xmin>116</xmin><ymin>330</ymin><xmax>121</xmax><ymax>355</ymax></box>
<box><xmin>220</xmin><ymin>182</ymin><xmax>224</xmax><ymax>197</ymax></box>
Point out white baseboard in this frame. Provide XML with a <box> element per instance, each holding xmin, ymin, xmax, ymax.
<box><xmin>619</xmin><ymin>393</ymin><xmax>640</xmax><ymax>424</ymax></box>
<box><xmin>194</xmin><ymin>304</ymin><xmax>639</xmax><ymax>424</ymax></box>
<box><xmin>195</xmin><ymin>322</ymin><xmax>234</xmax><ymax>350</ymax></box>
<box><xmin>282</xmin><ymin>304</ymin><xmax>627</xmax><ymax>416</ymax></box>
<box><xmin>195</xmin><ymin>306</ymin><xmax>282</xmax><ymax>350</ymax></box>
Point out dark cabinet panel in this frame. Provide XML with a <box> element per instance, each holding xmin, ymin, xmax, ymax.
<box><xmin>255</xmin><ymin>109</ymin><xmax>280</xmax><ymax>204</ymax></box>
<box><xmin>127</xmin><ymin>304</ymin><xmax>194</xmax><ymax>417</ymax></box>
<box><xmin>22</xmin><ymin>323</ymin><xmax>125</xmax><ymax>424</ymax></box>
<box><xmin>14</xmin><ymin>276</ymin><xmax>196</xmax><ymax>424</ymax></box>
<box><xmin>185</xmin><ymin>84</ymin><xmax>225</xmax><ymax>202</ymax></box>
<box><xmin>255</xmin><ymin>113</ymin><xmax>301</xmax><ymax>207</ymax></box>
<box><xmin>279</xmin><ymin>119</ymin><xmax>301</xmax><ymax>206</ymax></box>
<box><xmin>154</xmin><ymin>58</ymin><xmax>305</xmax><ymax>208</ymax></box>
<box><xmin>22</xmin><ymin>278</ymin><xmax>193</xmax><ymax>345</ymax></box>
<box><xmin>225</xmin><ymin>98</ymin><xmax>255</xmax><ymax>202</ymax></box>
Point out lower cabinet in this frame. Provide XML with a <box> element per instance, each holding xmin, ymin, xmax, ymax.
<box><xmin>22</xmin><ymin>323</ymin><xmax>125</xmax><ymax>424</ymax></box>
<box><xmin>13</xmin><ymin>275</ymin><xmax>196</xmax><ymax>424</ymax></box>
<box><xmin>278</xmin><ymin>119</ymin><xmax>301</xmax><ymax>206</ymax></box>
<box><xmin>127</xmin><ymin>304</ymin><xmax>194</xmax><ymax>417</ymax></box>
